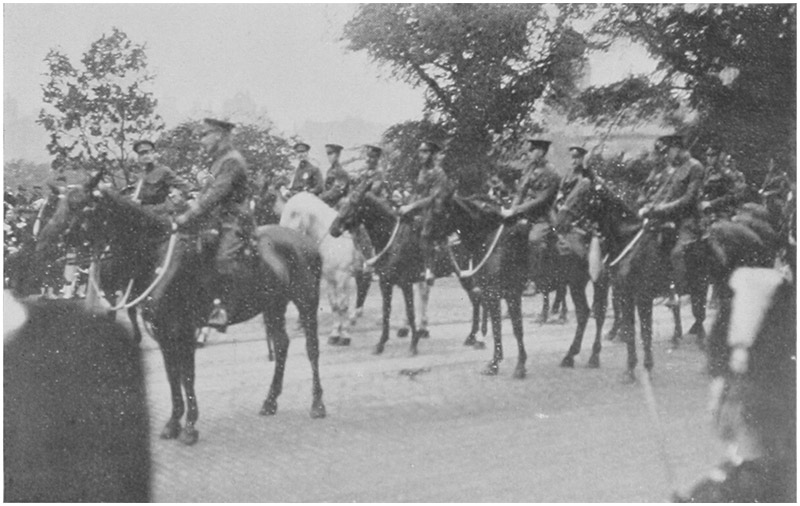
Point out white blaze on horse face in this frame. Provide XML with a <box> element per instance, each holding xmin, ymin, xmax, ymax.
<box><xmin>727</xmin><ymin>267</ymin><xmax>786</xmax><ymax>374</ymax></box>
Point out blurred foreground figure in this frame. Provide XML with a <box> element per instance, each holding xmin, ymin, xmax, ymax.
<box><xmin>676</xmin><ymin>267</ymin><xmax>795</xmax><ymax>502</ymax></box>
<box><xmin>4</xmin><ymin>294</ymin><xmax>150</xmax><ymax>502</ymax></box>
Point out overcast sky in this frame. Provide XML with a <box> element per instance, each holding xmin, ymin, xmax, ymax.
<box><xmin>4</xmin><ymin>3</ymin><xmax>656</xmax><ymax>162</ymax></box>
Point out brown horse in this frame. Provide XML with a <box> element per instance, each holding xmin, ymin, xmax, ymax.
<box><xmin>34</xmin><ymin>175</ymin><xmax>326</xmax><ymax>445</ymax></box>
<box><xmin>329</xmin><ymin>189</ymin><xmax>487</xmax><ymax>355</ymax></box>
<box><xmin>558</xmin><ymin>178</ymin><xmax>777</xmax><ymax>382</ymax></box>
<box><xmin>424</xmin><ymin>193</ymin><xmax>530</xmax><ymax>377</ymax></box>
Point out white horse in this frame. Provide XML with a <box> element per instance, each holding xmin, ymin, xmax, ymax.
<box><xmin>280</xmin><ymin>192</ymin><xmax>365</xmax><ymax>344</ymax></box>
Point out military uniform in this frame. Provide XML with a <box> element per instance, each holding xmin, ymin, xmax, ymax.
<box><xmin>700</xmin><ymin>163</ymin><xmax>747</xmax><ymax>223</ymax></box>
<box><xmin>645</xmin><ymin>152</ymin><xmax>705</xmax><ymax>290</ymax></box>
<box><xmin>319</xmin><ymin>161</ymin><xmax>350</xmax><ymax>208</ymax></box>
<box><xmin>289</xmin><ymin>160</ymin><xmax>323</xmax><ymax>195</ymax></box>
<box><xmin>134</xmin><ymin>164</ymin><xmax>190</xmax><ymax>213</ymax></box>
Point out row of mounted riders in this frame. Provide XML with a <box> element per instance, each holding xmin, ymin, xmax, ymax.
<box><xmin>7</xmin><ymin>159</ymin><xmax>793</xmax><ymax>447</ymax></box>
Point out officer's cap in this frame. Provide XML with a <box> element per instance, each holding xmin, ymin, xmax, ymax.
<box><xmin>293</xmin><ymin>142</ymin><xmax>311</xmax><ymax>152</ymax></box>
<box><xmin>203</xmin><ymin>118</ymin><xmax>236</xmax><ymax>133</ymax></box>
<box><xmin>568</xmin><ymin>146</ymin><xmax>588</xmax><ymax>157</ymax></box>
<box><xmin>325</xmin><ymin>144</ymin><xmax>344</xmax><ymax>154</ymax></box>
<box><xmin>418</xmin><ymin>141</ymin><xmax>441</xmax><ymax>153</ymax></box>
<box><xmin>656</xmin><ymin>134</ymin><xmax>685</xmax><ymax>150</ymax></box>
<box><xmin>365</xmin><ymin>145</ymin><xmax>383</xmax><ymax>157</ymax></box>
<box><xmin>525</xmin><ymin>139</ymin><xmax>551</xmax><ymax>152</ymax></box>
<box><xmin>133</xmin><ymin>140</ymin><xmax>156</xmax><ymax>154</ymax></box>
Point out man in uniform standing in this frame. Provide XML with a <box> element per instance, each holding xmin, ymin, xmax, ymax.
<box><xmin>501</xmin><ymin>138</ymin><xmax>561</xmax><ymax>296</ymax></box>
<box><xmin>319</xmin><ymin>143</ymin><xmax>350</xmax><ymax>208</ymax></box>
<box><xmin>289</xmin><ymin>142</ymin><xmax>323</xmax><ymax>195</ymax></box>
<box><xmin>639</xmin><ymin>134</ymin><xmax>705</xmax><ymax>305</ymax></box>
<box><xmin>399</xmin><ymin>141</ymin><xmax>451</xmax><ymax>285</ymax></box>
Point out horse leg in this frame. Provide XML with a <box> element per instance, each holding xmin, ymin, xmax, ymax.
<box><xmin>482</xmin><ymin>297</ymin><xmax>503</xmax><ymax>376</ymax></box>
<box><xmin>687</xmin><ymin>278</ymin><xmax>708</xmax><ymax>348</ymax></box>
<box><xmin>374</xmin><ymin>277</ymin><xmax>392</xmax><ymax>355</ymax></box>
<box><xmin>325</xmin><ymin>277</ymin><xmax>343</xmax><ymax>345</ymax></box>
<box><xmin>464</xmin><ymin>288</ymin><xmax>482</xmax><ymax>347</ymax></box>
<box><xmin>538</xmin><ymin>291</ymin><xmax>550</xmax><ymax>324</ymax></box>
<box><xmin>177</xmin><ymin>323</ymin><xmax>200</xmax><ymax>445</ymax></box>
<box><xmin>588</xmin><ymin>277</ymin><xmax>609</xmax><ymax>368</ymax></box>
<box><xmin>262</xmin><ymin>313</ymin><xmax>275</xmax><ymax>361</ymax></box>
<box><xmin>605</xmin><ymin>286</ymin><xmax>622</xmax><ymax>341</ymax></box>
<box><xmin>128</xmin><ymin>307</ymin><xmax>142</xmax><ymax>344</ymax></box>
<box><xmin>261</xmin><ymin>302</ymin><xmax>290</xmax><ymax>416</ymax></box>
<box><xmin>554</xmin><ymin>284</ymin><xmax>568</xmax><ymax>322</ymax></box>
<box><xmin>416</xmin><ymin>281</ymin><xmax>430</xmax><ymax>338</ymax></box>
<box><xmin>670</xmin><ymin>301</ymin><xmax>683</xmax><ymax>349</ymax></box>
<box><xmin>619</xmin><ymin>291</ymin><xmax>638</xmax><ymax>383</ymax></box>
<box><xmin>401</xmin><ymin>283</ymin><xmax>419</xmax><ymax>356</ymax></box>
<box><xmin>637</xmin><ymin>297</ymin><xmax>654</xmax><ymax>374</ymax></box>
<box><xmin>351</xmin><ymin>269</ymin><xmax>371</xmax><ymax>325</ymax></box>
<box><xmin>158</xmin><ymin>340</ymin><xmax>185</xmax><ymax>439</ymax></box>
<box><xmin>560</xmin><ymin>279</ymin><xmax>590</xmax><ymax>368</ymax></box>
<box><xmin>299</xmin><ymin>301</ymin><xmax>326</xmax><ymax>419</ymax></box>
<box><xmin>506</xmin><ymin>295</ymin><xmax>526</xmax><ymax>379</ymax></box>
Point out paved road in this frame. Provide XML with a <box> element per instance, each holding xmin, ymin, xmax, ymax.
<box><xmin>140</xmin><ymin>277</ymin><xmax>723</xmax><ymax>502</ymax></box>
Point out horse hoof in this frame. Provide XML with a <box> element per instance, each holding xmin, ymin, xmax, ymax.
<box><xmin>481</xmin><ymin>364</ymin><xmax>499</xmax><ymax>376</ymax></box>
<box><xmin>464</xmin><ymin>335</ymin><xmax>476</xmax><ymax>346</ymax></box>
<box><xmin>397</xmin><ymin>327</ymin><xmax>409</xmax><ymax>338</ymax></box>
<box><xmin>409</xmin><ymin>347</ymin><xmax>418</xmax><ymax>357</ymax></box>
<box><xmin>587</xmin><ymin>355</ymin><xmax>600</xmax><ymax>368</ymax></box>
<box><xmin>160</xmin><ymin>420</ymin><xmax>181</xmax><ymax>440</ymax></box>
<box><xmin>260</xmin><ymin>400</ymin><xmax>278</xmax><ymax>416</ymax></box>
<box><xmin>310</xmin><ymin>401</ymin><xmax>326</xmax><ymax>419</ymax></box>
<box><xmin>418</xmin><ymin>329</ymin><xmax>430</xmax><ymax>339</ymax></box>
<box><xmin>179</xmin><ymin>426</ymin><xmax>199</xmax><ymax>446</ymax></box>
<box><xmin>373</xmin><ymin>344</ymin><xmax>384</xmax><ymax>355</ymax></box>
<box><xmin>327</xmin><ymin>336</ymin><xmax>340</xmax><ymax>346</ymax></box>
<box><xmin>473</xmin><ymin>341</ymin><xmax>487</xmax><ymax>350</ymax></box>
<box><xmin>621</xmin><ymin>370</ymin><xmax>636</xmax><ymax>384</ymax></box>
<box><xmin>605</xmin><ymin>332</ymin><xmax>617</xmax><ymax>342</ymax></box>
<box><xmin>268</xmin><ymin>353</ymin><xmax>275</xmax><ymax>362</ymax></box>
<box><xmin>560</xmin><ymin>356</ymin><xmax>575</xmax><ymax>368</ymax></box>
<box><xmin>513</xmin><ymin>367</ymin><xmax>526</xmax><ymax>379</ymax></box>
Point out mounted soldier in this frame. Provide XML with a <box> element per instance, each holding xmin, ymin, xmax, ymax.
<box><xmin>289</xmin><ymin>142</ymin><xmax>323</xmax><ymax>196</ymax></box>
<box><xmin>144</xmin><ymin>118</ymin><xmax>284</xmax><ymax>332</ymax></box>
<box><xmin>500</xmin><ymin>138</ymin><xmax>561</xmax><ymax>291</ymax></box>
<box><xmin>554</xmin><ymin>146</ymin><xmax>595</xmax><ymax>259</ymax></box>
<box><xmin>639</xmin><ymin>134</ymin><xmax>705</xmax><ymax>306</ymax></box>
<box><xmin>319</xmin><ymin>143</ymin><xmax>350</xmax><ymax>208</ymax></box>
<box><xmin>129</xmin><ymin>140</ymin><xmax>191</xmax><ymax>217</ymax></box>
<box><xmin>699</xmin><ymin>140</ymin><xmax>747</xmax><ymax>227</ymax></box>
<box><xmin>399</xmin><ymin>141</ymin><xmax>451</xmax><ymax>285</ymax></box>
<box><xmin>352</xmin><ymin>144</ymin><xmax>387</xmax><ymax>199</ymax></box>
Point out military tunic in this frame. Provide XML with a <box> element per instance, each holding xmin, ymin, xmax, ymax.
<box><xmin>319</xmin><ymin>161</ymin><xmax>350</xmax><ymax>208</ymax></box>
<box><xmin>289</xmin><ymin>160</ymin><xmax>323</xmax><ymax>195</ymax></box>
<box><xmin>701</xmin><ymin>164</ymin><xmax>747</xmax><ymax>220</ymax></box>
<box><xmin>512</xmin><ymin>159</ymin><xmax>560</xmax><ymax>224</ymax></box>
<box><xmin>647</xmin><ymin>155</ymin><xmax>705</xmax><ymax>237</ymax></box>
<box><xmin>353</xmin><ymin>165</ymin><xmax>387</xmax><ymax>199</ymax></box>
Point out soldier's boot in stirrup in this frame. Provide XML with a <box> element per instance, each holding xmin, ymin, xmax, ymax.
<box><xmin>208</xmin><ymin>298</ymin><xmax>229</xmax><ymax>333</ymax></box>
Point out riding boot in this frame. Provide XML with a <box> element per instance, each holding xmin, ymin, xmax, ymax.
<box><xmin>207</xmin><ymin>298</ymin><xmax>228</xmax><ymax>333</ymax></box>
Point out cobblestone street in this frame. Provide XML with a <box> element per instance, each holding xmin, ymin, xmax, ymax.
<box><xmin>142</xmin><ymin>278</ymin><xmax>722</xmax><ymax>502</ymax></box>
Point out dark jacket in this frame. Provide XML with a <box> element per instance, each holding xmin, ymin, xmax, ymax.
<box><xmin>135</xmin><ymin>164</ymin><xmax>190</xmax><ymax>206</ymax></box>
<box><xmin>512</xmin><ymin>159</ymin><xmax>560</xmax><ymax>223</ymax></box>
<box><xmin>320</xmin><ymin>162</ymin><xmax>350</xmax><ymax>207</ymax></box>
<box><xmin>290</xmin><ymin>160</ymin><xmax>323</xmax><ymax>195</ymax></box>
<box><xmin>648</xmin><ymin>156</ymin><xmax>704</xmax><ymax>227</ymax></box>
<box><xmin>183</xmin><ymin>147</ymin><xmax>250</xmax><ymax>226</ymax></box>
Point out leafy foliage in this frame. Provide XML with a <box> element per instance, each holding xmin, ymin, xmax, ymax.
<box><xmin>344</xmin><ymin>4</ymin><xmax>592</xmax><ymax>194</ymax></box>
<box><xmin>576</xmin><ymin>4</ymin><xmax>796</xmax><ymax>183</ymax></box>
<box><xmin>3</xmin><ymin>160</ymin><xmax>54</xmax><ymax>191</ymax></box>
<box><xmin>38</xmin><ymin>27</ymin><xmax>164</xmax><ymax>186</ymax></box>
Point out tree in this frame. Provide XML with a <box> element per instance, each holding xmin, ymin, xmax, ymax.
<box><xmin>157</xmin><ymin>118</ymin><xmax>295</xmax><ymax>193</ymax></box>
<box><xmin>575</xmin><ymin>4</ymin><xmax>796</xmax><ymax>183</ymax></box>
<box><xmin>38</xmin><ymin>27</ymin><xmax>164</xmax><ymax>186</ymax></box>
<box><xmin>344</xmin><ymin>4</ymin><xmax>591</xmax><ymax>193</ymax></box>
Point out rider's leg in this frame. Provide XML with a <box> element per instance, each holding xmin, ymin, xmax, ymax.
<box><xmin>420</xmin><ymin>215</ymin><xmax>436</xmax><ymax>285</ymax></box>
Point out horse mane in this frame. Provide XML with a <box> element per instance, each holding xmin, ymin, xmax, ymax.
<box><xmin>99</xmin><ymin>189</ymin><xmax>171</xmax><ymax>237</ymax></box>
<box><xmin>452</xmin><ymin>194</ymin><xmax>502</xmax><ymax>225</ymax></box>
<box><xmin>363</xmin><ymin>192</ymin><xmax>397</xmax><ymax>218</ymax></box>
<box><xmin>280</xmin><ymin>192</ymin><xmax>338</xmax><ymax>238</ymax></box>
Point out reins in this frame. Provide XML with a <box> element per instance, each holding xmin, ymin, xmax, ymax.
<box><xmin>607</xmin><ymin>218</ymin><xmax>649</xmax><ymax>267</ymax></box>
<box><xmin>446</xmin><ymin>223</ymin><xmax>505</xmax><ymax>279</ymax></box>
<box><xmin>364</xmin><ymin>218</ymin><xmax>401</xmax><ymax>268</ymax></box>
<box><xmin>90</xmin><ymin>229</ymin><xmax>180</xmax><ymax>311</ymax></box>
